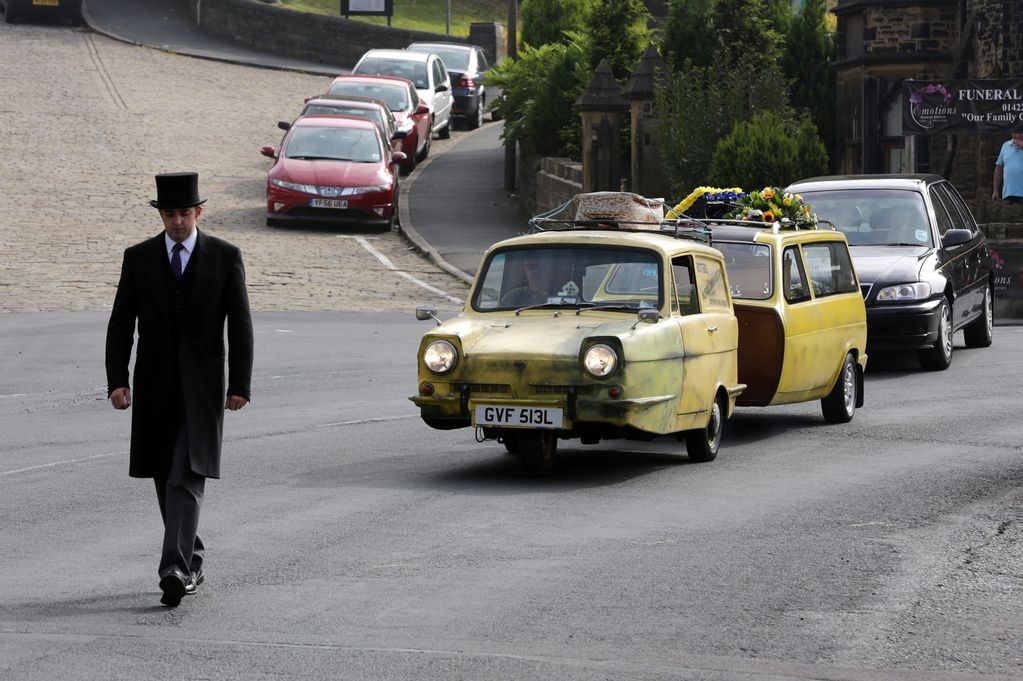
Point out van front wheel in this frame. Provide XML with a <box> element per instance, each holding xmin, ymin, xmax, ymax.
<box><xmin>685</xmin><ymin>395</ymin><xmax>724</xmax><ymax>462</ymax></box>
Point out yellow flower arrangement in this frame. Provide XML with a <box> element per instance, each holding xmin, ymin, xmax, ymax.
<box><xmin>727</xmin><ymin>186</ymin><xmax>817</xmax><ymax>228</ymax></box>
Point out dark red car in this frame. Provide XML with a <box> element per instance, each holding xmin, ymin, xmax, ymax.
<box><xmin>282</xmin><ymin>95</ymin><xmax>405</xmax><ymax>158</ymax></box>
<box><xmin>261</xmin><ymin>115</ymin><xmax>406</xmax><ymax>231</ymax></box>
<box><xmin>324</xmin><ymin>75</ymin><xmax>431</xmax><ymax>175</ymax></box>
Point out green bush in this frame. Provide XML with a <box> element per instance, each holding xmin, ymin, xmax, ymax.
<box><xmin>488</xmin><ymin>41</ymin><xmax>588</xmax><ymax>158</ymax></box>
<box><xmin>707</xmin><ymin>110</ymin><xmax>828</xmax><ymax>190</ymax></box>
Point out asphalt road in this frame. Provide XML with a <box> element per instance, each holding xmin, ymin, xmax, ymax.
<box><xmin>2</xmin><ymin>15</ymin><xmax>1023</xmax><ymax>681</ymax></box>
<box><xmin>2</xmin><ymin>312</ymin><xmax>1023</xmax><ymax>681</ymax></box>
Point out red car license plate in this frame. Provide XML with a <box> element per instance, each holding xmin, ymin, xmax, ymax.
<box><xmin>309</xmin><ymin>198</ymin><xmax>347</xmax><ymax>209</ymax></box>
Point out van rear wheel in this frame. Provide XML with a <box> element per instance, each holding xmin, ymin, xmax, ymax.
<box><xmin>821</xmin><ymin>353</ymin><xmax>857</xmax><ymax>423</ymax></box>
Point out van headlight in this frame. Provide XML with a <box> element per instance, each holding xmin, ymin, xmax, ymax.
<box><xmin>876</xmin><ymin>282</ymin><xmax>931</xmax><ymax>302</ymax></box>
<box><xmin>423</xmin><ymin>340</ymin><xmax>458</xmax><ymax>374</ymax></box>
<box><xmin>583</xmin><ymin>344</ymin><xmax>618</xmax><ymax>377</ymax></box>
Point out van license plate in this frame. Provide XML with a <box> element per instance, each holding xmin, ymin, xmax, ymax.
<box><xmin>474</xmin><ymin>405</ymin><xmax>563</xmax><ymax>429</ymax></box>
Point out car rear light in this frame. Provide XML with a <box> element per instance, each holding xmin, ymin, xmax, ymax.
<box><xmin>457</xmin><ymin>75</ymin><xmax>475</xmax><ymax>89</ymax></box>
<box><xmin>420</xmin><ymin>383</ymin><xmax>435</xmax><ymax>396</ymax></box>
<box><xmin>608</xmin><ymin>386</ymin><xmax>622</xmax><ymax>399</ymax></box>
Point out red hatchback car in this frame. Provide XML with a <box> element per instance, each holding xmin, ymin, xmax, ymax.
<box><xmin>261</xmin><ymin>115</ymin><xmax>406</xmax><ymax>230</ymax></box>
<box><xmin>324</xmin><ymin>75</ymin><xmax>431</xmax><ymax>175</ymax></box>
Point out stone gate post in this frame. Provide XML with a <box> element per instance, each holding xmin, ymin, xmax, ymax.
<box><xmin>576</xmin><ymin>59</ymin><xmax>627</xmax><ymax>193</ymax></box>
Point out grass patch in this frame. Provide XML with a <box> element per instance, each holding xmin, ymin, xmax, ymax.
<box><xmin>281</xmin><ymin>0</ymin><xmax>508</xmax><ymax>37</ymax></box>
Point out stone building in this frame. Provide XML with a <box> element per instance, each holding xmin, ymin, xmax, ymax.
<box><xmin>832</xmin><ymin>0</ymin><xmax>1022</xmax><ymax>202</ymax></box>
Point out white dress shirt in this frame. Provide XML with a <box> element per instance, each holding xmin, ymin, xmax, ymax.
<box><xmin>165</xmin><ymin>230</ymin><xmax>198</xmax><ymax>274</ymax></box>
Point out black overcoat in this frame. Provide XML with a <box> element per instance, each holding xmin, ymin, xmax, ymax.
<box><xmin>105</xmin><ymin>230</ymin><xmax>253</xmax><ymax>479</ymax></box>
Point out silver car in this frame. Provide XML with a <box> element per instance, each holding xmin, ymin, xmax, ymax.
<box><xmin>352</xmin><ymin>48</ymin><xmax>453</xmax><ymax>140</ymax></box>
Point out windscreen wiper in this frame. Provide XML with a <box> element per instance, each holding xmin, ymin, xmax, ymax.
<box><xmin>577</xmin><ymin>303</ymin><xmax>641</xmax><ymax>314</ymax></box>
<box><xmin>514</xmin><ymin>301</ymin><xmax>593</xmax><ymax>316</ymax></box>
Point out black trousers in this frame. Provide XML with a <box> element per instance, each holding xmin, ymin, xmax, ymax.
<box><xmin>153</xmin><ymin>413</ymin><xmax>205</xmax><ymax>579</ymax></box>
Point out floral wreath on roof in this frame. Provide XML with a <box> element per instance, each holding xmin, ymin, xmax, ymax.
<box><xmin>726</xmin><ymin>186</ymin><xmax>817</xmax><ymax>228</ymax></box>
<box><xmin>665</xmin><ymin>186</ymin><xmax>744</xmax><ymax>218</ymax></box>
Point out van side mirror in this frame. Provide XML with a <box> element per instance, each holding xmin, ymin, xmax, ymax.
<box><xmin>636</xmin><ymin>309</ymin><xmax>660</xmax><ymax>325</ymax></box>
<box><xmin>416</xmin><ymin>305</ymin><xmax>441</xmax><ymax>325</ymax></box>
<box><xmin>277</xmin><ymin>121</ymin><xmax>291</xmax><ymax>131</ymax></box>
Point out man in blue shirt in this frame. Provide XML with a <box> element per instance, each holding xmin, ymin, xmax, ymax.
<box><xmin>993</xmin><ymin>124</ymin><xmax>1023</xmax><ymax>205</ymax></box>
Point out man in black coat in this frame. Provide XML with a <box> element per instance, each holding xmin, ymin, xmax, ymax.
<box><xmin>106</xmin><ymin>172</ymin><xmax>253</xmax><ymax>607</ymax></box>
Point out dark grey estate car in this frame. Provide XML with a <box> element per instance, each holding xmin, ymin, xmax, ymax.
<box><xmin>787</xmin><ymin>174</ymin><xmax>993</xmax><ymax>370</ymax></box>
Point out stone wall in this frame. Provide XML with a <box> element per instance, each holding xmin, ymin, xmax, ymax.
<box><xmin>862</xmin><ymin>3</ymin><xmax>959</xmax><ymax>55</ymax></box>
<box><xmin>521</xmin><ymin>156</ymin><xmax>583</xmax><ymax>219</ymax></box>
<box><xmin>189</xmin><ymin>0</ymin><xmax>498</xmax><ymax>71</ymax></box>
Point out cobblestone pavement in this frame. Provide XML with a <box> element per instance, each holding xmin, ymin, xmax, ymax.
<box><xmin>0</xmin><ymin>21</ymin><xmax>470</xmax><ymax>313</ymax></box>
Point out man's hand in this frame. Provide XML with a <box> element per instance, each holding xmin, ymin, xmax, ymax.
<box><xmin>110</xmin><ymin>387</ymin><xmax>131</xmax><ymax>410</ymax></box>
<box><xmin>226</xmin><ymin>395</ymin><xmax>248</xmax><ymax>411</ymax></box>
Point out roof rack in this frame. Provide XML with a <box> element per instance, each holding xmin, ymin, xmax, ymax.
<box><xmin>530</xmin><ymin>192</ymin><xmax>833</xmax><ymax>243</ymax></box>
<box><xmin>527</xmin><ymin>217</ymin><xmax>714</xmax><ymax>245</ymax></box>
<box><xmin>529</xmin><ymin>196</ymin><xmax>714</xmax><ymax>244</ymax></box>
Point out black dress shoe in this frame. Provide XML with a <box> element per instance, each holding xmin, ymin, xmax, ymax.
<box><xmin>159</xmin><ymin>572</ymin><xmax>187</xmax><ymax>607</ymax></box>
<box><xmin>184</xmin><ymin>568</ymin><xmax>204</xmax><ymax>596</ymax></box>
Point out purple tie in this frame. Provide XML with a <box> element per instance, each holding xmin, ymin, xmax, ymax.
<box><xmin>171</xmin><ymin>243</ymin><xmax>184</xmax><ymax>280</ymax></box>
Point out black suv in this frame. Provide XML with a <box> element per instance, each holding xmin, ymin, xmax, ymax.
<box><xmin>787</xmin><ymin>174</ymin><xmax>993</xmax><ymax>370</ymax></box>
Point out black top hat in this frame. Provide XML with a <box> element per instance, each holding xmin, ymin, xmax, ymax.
<box><xmin>150</xmin><ymin>172</ymin><xmax>207</xmax><ymax>209</ymax></box>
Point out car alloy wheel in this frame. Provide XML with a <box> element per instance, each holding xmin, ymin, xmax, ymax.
<box><xmin>963</xmin><ymin>286</ymin><xmax>993</xmax><ymax>348</ymax></box>
<box><xmin>919</xmin><ymin>298</ymin><xmax>953</xmax><ymax>371</ymax></box>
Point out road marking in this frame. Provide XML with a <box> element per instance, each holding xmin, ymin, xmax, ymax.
<box><xmin>355</xmin><ymin>237</ymin><xmax>463</xmax><ymax>304</ymax></box>
<box><xmin>1</xmin><ymin>453</ymin><xmax>116</xmax><ymax>477</ymax></box>
<box><xmin>1</xmin><ymin>415</ymin><xmax>417</xmax><ymax>475</ymax></box>
<box><xmin>318</xmin><ymin>414</ymin><xmax>417</xmax><ymax>428</ymax></box>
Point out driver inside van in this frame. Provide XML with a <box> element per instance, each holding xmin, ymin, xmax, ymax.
<box><xmin>501</xmin><ymin>258</ymin><xmax>549</xmax><ymax>306</ymax></box>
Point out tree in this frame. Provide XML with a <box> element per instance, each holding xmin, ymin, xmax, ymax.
<box><xmin>707</xmin><ymin>110</ymin><xmax>828</xmax><ymax>190</ymax></box>
<box><xmin>585</xmin><ymin>0</ymin><xmax>651</xmax><ymax>81</ymax></box>
<box><xmin>661</xmin><ymin>0</ymin><xmax>716</xmax><ymax>69</ymax></box>
<box><xmin>655</xmin><ymin>52</ymin><xmax>790</xmax><ymax>196</ymax></box>
<box><xmin>762</xmin><ymin>0</ymin><xmax>792</xmax><ymax>36</ymax></box>
<box><xmin>520</xmin><ymin>0</ymin><xmax>593</xmax><ymax>49</ymax></box>
<box><xmin>660</xmin><ymin>0</ymin><xmax>783</xmax><ymax>72</ymax></box>
<box><xmin>782</xmin><ymin>0</ymin><xmax>836</xmax><ymax>159</ymax></box>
